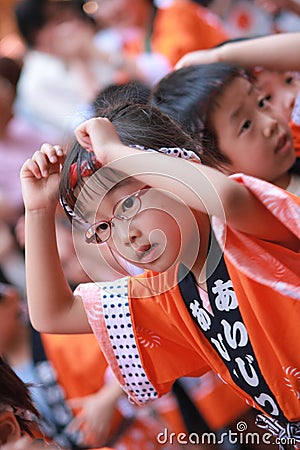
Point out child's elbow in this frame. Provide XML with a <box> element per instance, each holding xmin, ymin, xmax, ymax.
<box><xmin>29</xmin><ymin>313</ymin><xmax>60</xmax><ymax>334</ymax></box>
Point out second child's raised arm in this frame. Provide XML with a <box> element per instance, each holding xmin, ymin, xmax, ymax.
<box><xmin>20</xmin><ymin>144</ymin><xmax>91</xmax><ymax>334</ymax></box>
<box><xmin>176</xmin><ymin>32</ymin><xmax>300</xmax><ymax>72</ymax></box>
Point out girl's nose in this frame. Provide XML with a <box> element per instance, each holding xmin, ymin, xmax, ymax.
<box><xmin>128</xmin><ymin>221</ymin><xmax>142</xmax><ymax>244</ymax></box>
<box><xmin>113</xmin><ymin>219</ymin><xmax>142</xmax><ymax>245</ymax></box>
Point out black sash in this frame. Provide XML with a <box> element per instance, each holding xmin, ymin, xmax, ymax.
<box><xmin>178</xmin><ymin>231</ymin><xmax>287</xmax><ymax>425</ymax></box>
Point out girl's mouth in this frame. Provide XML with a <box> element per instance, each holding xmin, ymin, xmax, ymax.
<box><xmin>135</xmin><ymin>243</ymin><xmax>159</xmax><ymax>263</ymax></box>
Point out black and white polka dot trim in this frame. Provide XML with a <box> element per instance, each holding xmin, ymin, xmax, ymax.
<box><xmin>131</xmin><ymin>144</ymin><xmax>202</xmax><ymax>162</ymax></box>
<box><xmin>101</xmin><ymin>278</ymin><xmax>158</xmax><ymax>404</ymax></box>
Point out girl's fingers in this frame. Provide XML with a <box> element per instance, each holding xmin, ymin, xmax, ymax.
<box><xmin>30</xmin><ymin>147</ymin><xmax>64</xmax><ymax>177</ymax></box>
<box><xmin>40</xmin><ymin>143</ymin><xmax>64</xmax><ymax>163</ymax></box>
<box><xmin>75</xmin><ymin>126</ymin><xmax>92</xmax><ymax>151</ymax></box>
<box><xmin>32</xmin><ymin>151</ymin><xmax>52</xmax><ymax>177</ymax></box>
<box><xmin>75</xmin><ymin>118</ymin><xmax>120</xmax><ymax>154</ymax></box>
<box><xmin>20</xmin><ymin>144</ymin><xmax>65</xmax><ymax>180</ymax></box>
<box><xmin>75</xmin><ymin>118</ymin><xmax>110</xmax><ymax>149</ymax></box>
<box><xmin>21</xmin><ymin>158</ymin><xmax>44</xmax><ymax>179</ymax></box>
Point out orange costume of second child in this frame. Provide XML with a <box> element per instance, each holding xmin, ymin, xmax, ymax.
<box><xmin>74</xmin><ymin>174</ymin><xmax>300</xmax><ymax>447</ymax></box>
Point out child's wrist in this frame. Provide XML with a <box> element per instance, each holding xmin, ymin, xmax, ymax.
<box><xmin>25</xmin><ymin>204</ymin><xmax>57</xmax><ymax>217</ymax></box>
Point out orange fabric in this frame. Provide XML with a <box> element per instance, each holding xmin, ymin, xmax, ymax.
<box><xmin>41</xmin><ymin>333</ymin><xmax>177</xmax><ymax>448</ymax></box>
<box><xmin>152</xmin><ymin>0</ymin><xmax>229</xmax><ymax>67</ymax></box>
<box><xmin>41</xmin><ymin>333</ymin><xmax>124</xmax><ymax>439</ymax></box>
<box><xmin>79</xmin><ymin>176</ymin><xmax>300</xmax><ymax>423</ymax></box>
<box><xmin>191</xmin><ymin>372</ymin><xmax>250</xmax><ymax>430</ymax></box>
<box><xmin>154</xmin><ymin>373</ymin><xmax>250</xmax><ymax>431</ymax></box>
<box><xmin>290</xmin><ymin>120</ymin><xmax>300</xmax><ymax>158</ymax></box>
<box><xmin>122</xmin><ymin>0</ymin><xmax>229</xmax><ymax>67</ymax></box>
<box><xmin>214</xmin><ymin>175</ymin><xmax>300</xmax><ymax>421</ymax></box>
<box><xmin>41</xmin><ymin>333</ymin><xmax>106</xmax><ymax>398</ymax></box>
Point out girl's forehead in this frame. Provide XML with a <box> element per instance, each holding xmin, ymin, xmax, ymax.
<box><xmin>83</xmin><ymin>178</ymin><xmax>144</xmax><ymax>223</ymax></box>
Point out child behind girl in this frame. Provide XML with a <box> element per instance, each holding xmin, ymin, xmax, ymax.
<box><xmin>21</xmin><ymin>103</ymin><xmax>300</xmax><ymax>448</ymax></box>
<box><xmin>175</xmin><ymin>31</ymin><xmax>300</xmax><ymax>159</ymax></box>
<box><xmin>151</xmin><ymin>62</ymin><xmax>300</xmax><ymax>196</ymax></box>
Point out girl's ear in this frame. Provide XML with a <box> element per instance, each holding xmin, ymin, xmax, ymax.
<box><xmin>0</xmin><ymin>411</ymin><xmax>21</xmax><ymax>444</ymax></box>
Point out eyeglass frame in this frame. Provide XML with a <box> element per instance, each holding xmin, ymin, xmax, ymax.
<box><xmin>85</xmin><ymin>185</ymin><xmax>150</xmax><ymax>244</ymax></box>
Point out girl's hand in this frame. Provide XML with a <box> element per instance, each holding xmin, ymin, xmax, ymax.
<box><xmin>175</xmin><ymin>47</ymin><xmax>221</xmax><ymax>69</ymax></box>
<box><xmin>75</xmin><ymin>117</ymin><xmax>123</xmax><ymax>166</ymax></box>
<box><xmin>20</xmin><ymin>144</ymin><xmax>65</xmax><ymax>213</ymax></box>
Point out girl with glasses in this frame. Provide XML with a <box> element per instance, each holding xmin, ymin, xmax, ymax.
<box><xmin>20</xmin><ymin>102</ymin><xmax>300</xmax><ymax>448</ymax></box>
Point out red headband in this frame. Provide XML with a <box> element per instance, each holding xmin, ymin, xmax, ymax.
<box><xmin>69</xmin><ymin>154</ymin><xmax>102</xmax><ymax>189</ymax></box>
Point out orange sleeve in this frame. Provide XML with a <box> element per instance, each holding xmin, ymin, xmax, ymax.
<box><xmin>152</xmin><ymin>1</ymin><xmax>229</xmax><ymax>67</ymax></box>
<box><xmin>41</xmin><ymin>333</ymin><xmax>107</xmax><ymax>398</ymax></box>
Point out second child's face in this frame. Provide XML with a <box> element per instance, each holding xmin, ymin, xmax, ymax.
<box><xmin>85</xmin><ymin>179</ymin><xmax>199</xmax><ymax>273</ymax></box>
<box><xmin>211</xmin><ymin>77</ymin><xmax>296</xmax><ymax>188</ymax></box>
<box><xmin>255</xmin><ymin>70</ymin><xmax>300</xmax><ymax>122</ymax></box>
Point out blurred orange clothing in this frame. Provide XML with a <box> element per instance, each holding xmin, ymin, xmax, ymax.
<box><xmin>41</xmin><ymin>333</ymin><xmax>175</xmax><ymax>449</ymax></box>
<box><xmin>123</xmin><ymin>0</ymin><xmax>229</xmax><ymax>68</ymax></box>
<box><xmin>152</xmin><ymin>0</ymin><xmax>229</xmax><ymax>67</ymax></box>
<box><xmin>41</xmin><ymin>333</ymin><xmax>124</xmax><ymax>440</ymax></box>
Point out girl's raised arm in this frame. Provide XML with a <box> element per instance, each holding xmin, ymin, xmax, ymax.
<box><xmin>20</xmin><ymin>144</ymin><xmax>91</xmax><ymax>334</ymax></box>
<box><xmin>75</xmin><ymin>118</ymin><xmax>299</xmax><ymax>251</ymax></box>
<box><xmin>176</xmin><ymin>32</ymin><xmax>300</xmax><ymax>72</ymax></box>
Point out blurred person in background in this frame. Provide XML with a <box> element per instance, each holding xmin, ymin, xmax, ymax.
<box><xmin>14</xmin><ymin>0</ymin><xmax>140</xmax><ymax>140</ymax></box>
<box><xmin>0</xmin><ymin>56</ymin><xmax>51</xmax><ymax>294</ymax></box>
<box><xmin>90</xmin><ymin>0</ymin><xmax>229</xmax><ymax>85</ymax></box>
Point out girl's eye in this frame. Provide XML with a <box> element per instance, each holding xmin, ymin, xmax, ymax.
<box><xmin>122</xmin><ymin>195</ymin><xmax>135</xmax><ymax>211</ymax></box>
<box><xmin>240</xmin><ymin>120</ymin><xmax>251</xmax><ymax>134</ymax></box>
<box><xmin>96</xmin><ymin>222</ymin><xmax>109</xmax><ymax>231</ymax></box>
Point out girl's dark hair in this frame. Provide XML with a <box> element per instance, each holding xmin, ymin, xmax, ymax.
<box><xmin>151</xmin><ymin>62</ymin><xmax>253</xmax><ymax>170</ymax></box>
<box><xmin>93</xmin><ymin>80</ymin><xmax>152</xmax><ymax>116</ymax></box>
<box><xmin>0</xmin><ymin>357</ymin><xmax>39</xmax><ymax>437</ymax></box>
<box><xmin>60</xmin><ymin>95</ymin><xmax>201</xmax><ymax>222</ymax></box>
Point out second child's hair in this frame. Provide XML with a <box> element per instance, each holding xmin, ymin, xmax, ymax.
<box><xmin>60</xmin><ymin>101</ymin><xmax>202</xmax><ymax>223</ymax></box>
<box><xmin>151</xmin><ymin>62</ymin><xmax>253</xmax><ymax>171</ymax></box>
